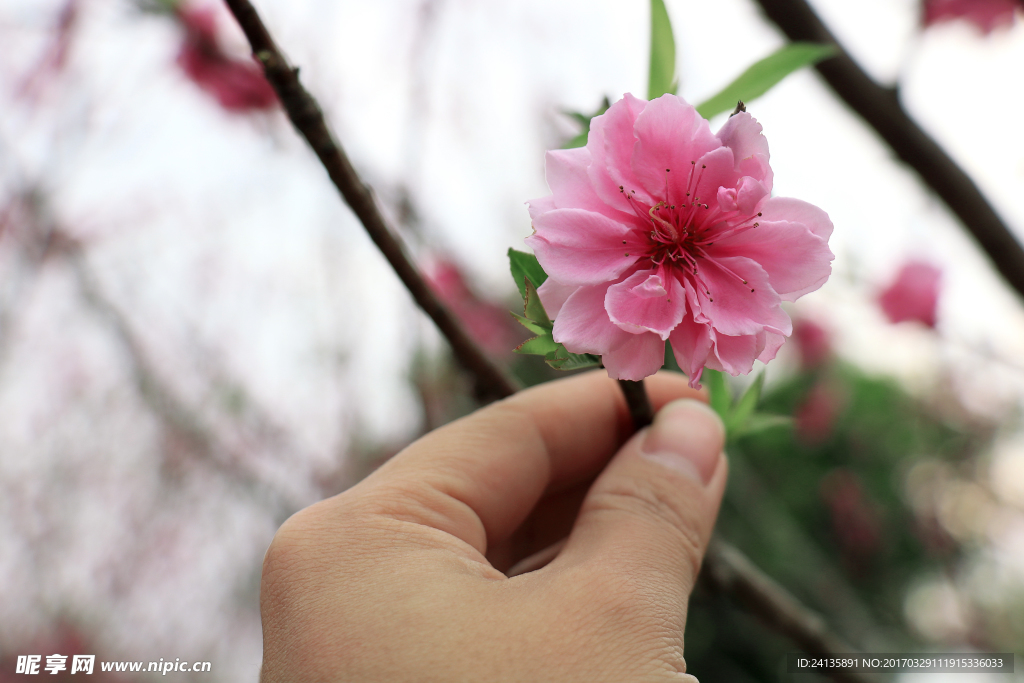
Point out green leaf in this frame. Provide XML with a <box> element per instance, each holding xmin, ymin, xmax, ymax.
<box><xmin>546</xmin><ymin>348</ymin><xmax>602</xmax><ymax>371</ymax></box>
<box><xmin>647</xmin><ymin>0</ymin><xmax>678</xmax><ymax>100</ymax></box>
<box><xmin>510</xmin><ymin>312</ymin><xmax>550</xmax><ymax>337</ymax></box>
<box><xmin>663</xmin><ymin>340</ymin><xmax>683</xmax><ymax>373</ymax></box>
<box><xmin>508</xmin><ymin>249</ymin><xmax>548</xmax><ymax>300</ymax></box>
<box><xmin>515</xmin><ymin>334</ymin><xmax>560</xmax><ymax>356</ymax></box>
<box><xmin>703</xmin><ymin>369</ymin><xmax>731</xmax><ymax>420</ymax></box>
<box><xmin>523</xmin><ymin>278</ymin><xmax>550</xmax><ymax>325</ymax></box>
<box><xmin>731</xmin><ymin>413</ymin><xmax>793</xmax><ymax>439</ymax></box>
<box><xmin>563</xmin><ymin>131</ymin><xmax>589</xmax><ymax>150</ymax></box>
<box><xmin>695</xmin><ymin>42</ymin><xmax>836</xmax><ymax>120</ymax></box>
<box><xmin>561</xmin><ymin>98</ymin><xmax>611</xmax><ymax>149</ymax></box>
<box><xmin>727</xmin><ymin>371</ymin><xmax>765</xmax><ymax>433</ymax></box>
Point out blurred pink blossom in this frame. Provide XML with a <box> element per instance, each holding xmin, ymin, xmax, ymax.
<box><xmin>820</xmin><ymin>469</ymin><xmax>882</xmax><ymax>575</ymax></box>
<box><xmin>792</xmin><ymin>317</ymin><xmax>832</xmax><ymax>370</ymax></box>
<box><xmin>923</xmin><ymin>0</ymin><xmax>1021</xmax><ymax>32</ymax></box>
<box><xmin>527</xmin><ymin>94</ymin><xmax>833</xmax><ymax>385</ymax></box>
<box><xmin>795</xmin><ymin>381</ymin><xmax>845</xmax><ymax>444</ymax></box>
<box><xmin>878</xmin><ymin>261</ymin><xmax>941</xmax><ymax>328</ymax></box>
<box><xmin>424</xmin><ymin>259</ymin><xmax>522</xmax><ymax>355</ymax></box>
<box><xmin>175</xmin><ymin>5</ymin><xmax>277</xmax><ymax>112</ymax></box>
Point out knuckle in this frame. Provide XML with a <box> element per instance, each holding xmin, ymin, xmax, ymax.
<box><xmin>261</xmin><ymin>495</ymin><xmax>368</xmax><ymax>589</ymax></box>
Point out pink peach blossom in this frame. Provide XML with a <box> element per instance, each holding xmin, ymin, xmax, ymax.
<box><xmin>923</xmin><ymin>0</ymin><xmax>1021</xmax><ymax>33</ymax></box>
<box><xmin>820</xmin><ymin>469</ymin><xmax>881</xmax><ymax>575</ymax></box>
<box><xmin>793</xmin><ymin>317</ymin><xmax>832</xmax><ymax>370</ymax></box>
<box><xmin>878</xmin><ymin>261</ymin><xmax>941</xmax><ymax>328</ymax></box>
<box><xmin>176</xmin><ymin>6</ymin><xmax>277</xmax><ymax>112</ymax></box>
<box><xmin>424</xmin><ymin>259</ymin><xmax>522</xmax><ymax>355</ymax></box>
<box><xmin>526</xmin><ymin>94</ymin><xmax>833</xmax><ymax>385</ymax></box>
<box><xmin>795</xmin><ymin>381</ymin><xmax>844</xmax><ymax>444</ymax></box>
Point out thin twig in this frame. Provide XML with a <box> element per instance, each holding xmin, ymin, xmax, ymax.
<box><xmin>220</xmin><ymin>1</ymin><xmax>876</xmax><ymax>672</ymax></box>
<box><xmin>752</xmin><ymin>0</ymin><xmax>1024</xmax><ymax>302</ymax></box>
<box><xmin>222</xmin><ymin>0</ymin><xmax>517</xmax><ymax>401</ymax></box>
<box><xmin>63</xmin><ymin>236</ymin><xmax>297</xmax><ymax>514</ymax></box>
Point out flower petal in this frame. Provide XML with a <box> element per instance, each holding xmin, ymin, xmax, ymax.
<box><xmin>717</xmin><ymin>111</ymin><xmax>772</xmax><ymax>191</ymax></box>
<box><xmin>669</xmin><ymin>314</ymin><xmax>713</xmax><ymax>387</ymax></box>
<box><xmin>544</xmin><ymin>147</ymin><xmax>639</xmax><ymax>223</ymax></box>
<box><xmin>689</xmin><ymin>147</ymin><xmax>740</xmax><ymax>213</ymax></box>
<box><xmin>552</xmin><ymin>282</ymin><xmax>633</xmax><ymax>355</ymax></box>
<box><xmin>605</xmin><ymin>269</ymin><xmax>686</xmax><ymax>340</ymax></box>
<box><xmin>692</xmin><ymin>256</ymin><xmax>791</xmax><ymax>336</ymax></box>
<box><xmin>711</xmin><ymin>205</ymin><xmax>834</xmax><ymax>302</ymax></box>
<box><xmin>587</xmin><ymin>93</ymin><xmax>651</xmax><ymax>210</ymax></box>
<box><xmin>759</xmin><ymin>196</ymin><xmax>833</xmax><ymax>241</ymax></box>
<box><xmin>630</xmin><ymin>94</ymin><xmax>720</xmax><ymax>202</ymax></box>
<box><xmin>706</xmin><ymin>331</ymin><xmax>758</xmax><ymax>375</ymax></box>
<box><xmin>526</xmin><ymin>194</ymin><xmax>557</xmax><ymax>223</ymax></box>
<box><xmin>716</xmin><ymin>176</ymin><xmax>769</xmax><ymax>215</ymax></box>
<box><xmin>757</xmin><ymin>330</ymin><xmax>786</xmax><ymax>363</ymax></box>
<box><xmin>602</xmin><ymin>331</ymin><xmax>666</xmax><ymax>381</ymax></box>
<box><xmin>537</xmin><ymin>278</ymin><xmax>578</xmax><ymax>319</ymax></box>
<box><xmin>527</xmin><ymin>208</ymin><xmax>642</xmax><ymax>286</ymax></box>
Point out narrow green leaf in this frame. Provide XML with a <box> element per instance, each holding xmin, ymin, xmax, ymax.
<box><xmin>523</xmin><ymin>278</ymin><xmax>550</xmax><ymax>326</ymax></box>
<box><xmin>647</xmin><ymin>0</ymin><xmax>678</xmax><ymax>100</ymax></box>
<box><xmin>695</xmin><ymin>42</ymin><xmax>836</xmax><ymax>120</ymax></box>
<box><xmin>728</xmin><ymin>371</ymin><xmax>765</xmax><ymax>433</ymax></box>
<box><xmin>510</xmin><ymin>312</ymin><xmax>550</xmax><ymax>337</ymax></box>
<box><xmin>508</xmin><ymin>249</ymin><xmax>548</xmax><ymax>300</ymax></box>
<box><xmin>731</xmin><ymin>413</ymin><xmax>793</xmax><ymax>439</ymax></box>
<box><xmin>515</xmin><ymin>334</ymin><xmax>560</xmax><ymax>356</ymax></box>
<box><xmin>702</xmin><ymin>369</ymin><xmax>731</xmax><ymax>420</ymax></box>
<box><xmin>566</xmin><ymin>112</ymin><xmax>591</xmax><ymax>126</ymax></box>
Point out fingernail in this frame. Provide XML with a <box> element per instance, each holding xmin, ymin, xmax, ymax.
<box><xmin>640</xmin><ymin>399</ymin><xmax>724</xmax><ymax>485</ymax></box>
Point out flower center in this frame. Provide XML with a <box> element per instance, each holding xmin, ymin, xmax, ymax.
<box><xmin>618</xmin><ymin>163</ymin><xmax>762</xmax><ymax>300</ymax></box>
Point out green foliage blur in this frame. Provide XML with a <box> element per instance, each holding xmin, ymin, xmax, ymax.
<box><xmin>683</xmin><ymin>356</ymin><xmax>996</xmax><ymax>681</ymax></box>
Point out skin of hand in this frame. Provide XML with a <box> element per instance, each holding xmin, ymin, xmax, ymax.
<box><xmin>260</xmin><ymin>371</ymin><xmax>728</xmax><ymax>682</ymax></box>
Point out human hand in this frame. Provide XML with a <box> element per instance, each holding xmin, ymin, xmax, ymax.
<box><xmin>260</xmin><ymin>371</ymin><xmax>728</xmax><ymax>682</ymax></box>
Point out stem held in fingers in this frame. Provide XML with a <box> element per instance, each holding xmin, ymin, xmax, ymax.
<box><xmin>618</xmin><ymin>379</ymin><xmax>654</xmax><ymax>430</ymax></box>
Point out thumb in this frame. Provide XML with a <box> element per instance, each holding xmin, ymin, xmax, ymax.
<box><xmin>558</xmin><ymin>398</ymin><xmax>728</xmax><ymax>610</ymax></box>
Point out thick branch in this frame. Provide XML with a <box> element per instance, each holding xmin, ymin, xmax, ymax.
<box><xmin>223</xmin><ymin>0</ymin><xmax>517</xmax><ymax>401</ymax></box>
<box><xmin>753</xmin><ymin>0</ymin><xmax>1024</xmax><ymax>301</ymax></box>
<box><xmin>703</xmin><ymin>539</ymin><xmax>874</xmax><ymax>683</ymax></box>
<box><xmin>221</xmin><ymin>1</ymin><xmax>875</xmax><ymax>673</ymax></box>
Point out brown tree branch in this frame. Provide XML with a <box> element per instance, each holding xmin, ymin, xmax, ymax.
<box><xmin>703</xmin><ymin>539</ymin><xmax>875</xmax><ymax>683</ymax></box>
<box><xmin>220</xmin><ymin>1</ymin><xmax>874</xmax><ymax>675</ymax></box>
<box><xmin>222</xmin><ymin>0</ymin><xmax>517</xmax><ymax>401</ymax></box>
<box><xmin>752</xmin><ymin>0</ymin><xmax>1024</xmax><ymax>302</ymax></box>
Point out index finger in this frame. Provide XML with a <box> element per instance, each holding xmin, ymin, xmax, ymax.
<box><xmin>352</xmin><ymin>371</ymin><xmax>703</xmax><ymax>555</ymax></box>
